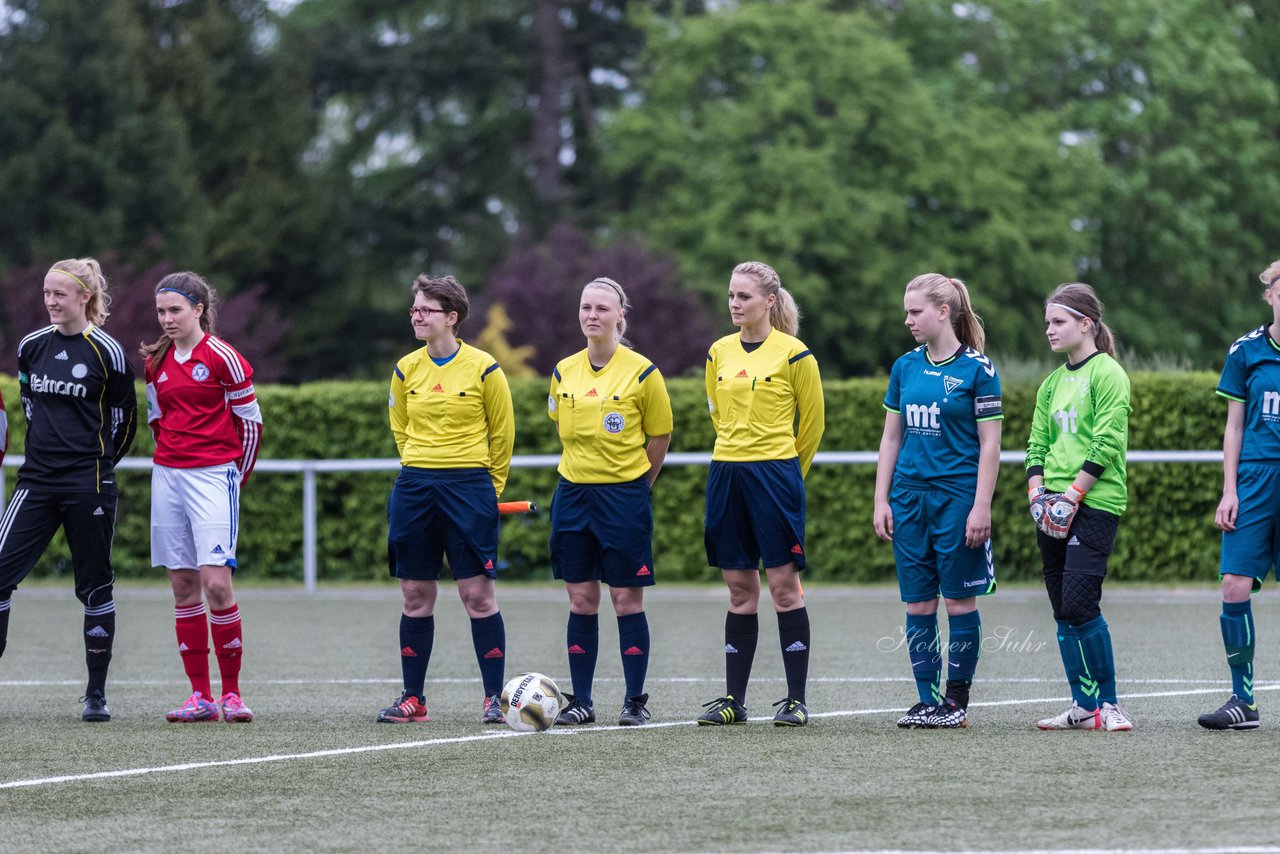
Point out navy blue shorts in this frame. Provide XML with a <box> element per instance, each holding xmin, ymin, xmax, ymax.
<box><xmin>550</xmin><ymin>477</ymin><xmax>655</xmax><ymax>587</ymax></box>
<box><xmin>1221</xmin><ymin>462</ymin><xmax>1280</xmax><ymax>588</ymax></box>
<box><xmin>387</xmin><ymin>467</ymin><xmax>499</xmax><ymax>581</ymax></box>
<box><xmin>704</xmin><ymin>459</ymin><xmax>807</xmax><ymax>571</ymax></box>
<box><xmin>890</xmin><ymin>481</ymin><xmax>995</xmax><ymax>602</ymax></box>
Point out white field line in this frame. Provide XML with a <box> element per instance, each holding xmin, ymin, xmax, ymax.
<box><xmin>784</xmin><ymin>848</ymin><xmax>1280</xmax><ymax>854</ymax></box>
<box><xmin>2</xmin><ymin>683</ymin><xmax>1276</xmax><ymax>792</ymax></box>
<box><xmin>0</xmin><ymin>676</ymin><xmax>1244</xmax><ymax>687</ymax></box>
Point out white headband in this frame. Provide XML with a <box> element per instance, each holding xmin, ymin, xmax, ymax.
<box><xmin>1047</xmin><ymin>301</ymin><xmax>1088</xmax><ymax>319</ymax></box>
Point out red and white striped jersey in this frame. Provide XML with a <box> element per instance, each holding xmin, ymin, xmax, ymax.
<box><xmin>145</xmin><ymin>334</ymin><xmax>263</xmax><ymax>481</ymax></box>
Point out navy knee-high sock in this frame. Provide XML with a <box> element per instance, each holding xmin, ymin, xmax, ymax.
<box><xmin>399</xmin><ymin>614</ymin><xmax>434</xmax><ymax>701</ymax></box>
<box><xmin>777</xmin><ymin>607</ymin><xmax>810</xmax><ymax>704</ymax></box>
<box><xmin>945</xmin><ymin>610</ymin><xmax>981</xmax><ymax>708</ymax></box>
<box><xmin>470</xmin><ymin>612</ymin><xmax>506</xmax><ymax>696</ymax></box>
<box><xmin>724</xmin><ymin>611</ymin><xmax>759</xmax><ymax>705</ymax></box>
<box><xmin>0</xmin><ymin>597</ymin><xmax>10</xmax><ymax>660</ymax></box>
<box><xmin>617</xmin><ymin>612</ymin><xmax>649</xmax><ymax>699</ymax></box>
<box><xmin>566</xmin><ymin>611</ymin><xmax>599</xmax><ymax>703</ymax></box>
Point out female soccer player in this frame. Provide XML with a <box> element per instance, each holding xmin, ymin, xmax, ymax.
<box><xmin>697</xmin><ymin>261</ymin><xmax>824</xmax><ymax>727</ymax></box>
<box><xmin>1197</xmin><ymin>260</ymin><xmax>1280</xmax><ymax>731</ymax></box>
<box><xmin>548</xmin><ymin>277</ymin><xmax>673</xmax><ymax>727</ymax></box>
<box><xmin>377</xmin><ymin>275</ymin><xmax>515</xmax><ymax>724</ymax></box>
<box><xmin>874</xmin><ymin>274</ymin><xmax>1002</xmax><ymax>729</ymax></box>
<box><xmin>0</xmin><ymin>257</ymin><xmax>137</xmax><ymax>722</ymax></box>
<box><xmin>143</xmin><ymin>272</ymin><xmax>263</xmax><ymax>723</ymax></box>
<box><xmin>1027</xmin><ymin>282</ymin><xmax>1133</xmax><ymax>732</ymax></box>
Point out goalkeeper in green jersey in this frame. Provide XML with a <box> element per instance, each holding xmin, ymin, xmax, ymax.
<box><xmin>1025</xmin><ymin>283</ymin><xmax>1134</xmax><ymax>732</ymax></box>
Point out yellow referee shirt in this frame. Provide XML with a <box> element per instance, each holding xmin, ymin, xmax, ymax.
<box><xmin>548</xmin><ymin>347</ymin><xmax>673</xmax><ymax>483</ymax></box>
<box><xmin>705</xmin><ymin>330</ymin><xmax>825</xmax><ymax>476</ymax></box>
<box><xmin>389</xmin><ymin>340</ymin><xmax>515</xmax><ymax>496</ymax></box>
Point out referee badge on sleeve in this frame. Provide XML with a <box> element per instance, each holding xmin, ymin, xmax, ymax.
<box><xmin>548</xmin><ymin>395</ymin><xmax>557</xmax><ymax>413</ymax></box>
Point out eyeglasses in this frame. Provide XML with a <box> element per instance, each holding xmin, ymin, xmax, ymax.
<box><xmin>409</xmin><ymin>307</ymin><xmax>447</xmax><ymax>318</ymax></box>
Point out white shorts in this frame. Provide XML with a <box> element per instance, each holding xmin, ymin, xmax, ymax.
<box><xmin>151</xmin><ymin>463</ymin><xmax>241</xmax><ymax>570</ymax></box>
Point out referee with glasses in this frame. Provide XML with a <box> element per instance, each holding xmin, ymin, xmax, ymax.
<box><xmin>0</xmin><ymin>257</ymin><xmax>137</xmax><ymax>722</ymax></box>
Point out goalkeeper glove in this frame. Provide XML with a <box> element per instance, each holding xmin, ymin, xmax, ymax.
<box><xmin>1043</xmin><ymin>483</ymin><xmax>1087</xmax><ymax>539</ymax></box>
<box><xmin>1028</xmin><ymin>485</ymin><xmax>1056</xmax><ymax>534</ymax></box>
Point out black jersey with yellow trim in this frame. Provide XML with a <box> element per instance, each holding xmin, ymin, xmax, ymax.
<box><xmin>17</xmin><ymin>324</ymin><xmax>138</xmax><ymax>491</ymax></box>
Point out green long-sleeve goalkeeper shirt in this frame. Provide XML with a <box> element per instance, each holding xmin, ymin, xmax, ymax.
<box><xmin>1025</xmin><ymin>351</ymin><xmax>1132</xmax><ymax>516</ymax></box>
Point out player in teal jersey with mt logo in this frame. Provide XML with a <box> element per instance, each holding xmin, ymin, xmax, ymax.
<box><xmin>1198</xmin><ymin>260</ymin><xmax>1280</xmax><ymax>731</ymax></box>
<box><xmin>874</xmin><ymin>274</ymin><xmax>1003</xmax><ymax>729</ymax></box>
<box><xmin>1026</xmin><ymin>283</ymin><xmax>1134</xmax><ymax>732</ymax></box>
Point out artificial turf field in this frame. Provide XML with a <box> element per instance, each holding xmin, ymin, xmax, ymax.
<box><xmin>3</xmin><ymin>583</ymin><xmax>1280</xmax><ymax>853</ymax></box>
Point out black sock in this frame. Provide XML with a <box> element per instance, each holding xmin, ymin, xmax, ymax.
<box><xmin>0</xmin><ymin>597</ymin><xmax>10</xmax><ymax>659</ymax></box>
<box><xmin>84</xmin><ymin>608</ymin><xmax>115</xmax><ymax>695</ymax></box>
<box><xmin>470</xmin><ymin>612</ymin><xmax>506</xmax><ymax>697</ymax></box>
<box><xmin>724</xmin><ymin>611</ymin><xmax>759</xmax><ymax>704</ymax></box>
<box><xmin>777</xmin><ymin>607</ymin><xmax>810</xmax><ymax>704</ymax></box>
<box><xmin>400</xmin><ymin>614</ymin><xmax>435</xmax><ymax>701</ymax></box>
<box><xmin>945</xmin><ymin>678</ymin><xmax>971</xmax><ymax>709</ymax></box>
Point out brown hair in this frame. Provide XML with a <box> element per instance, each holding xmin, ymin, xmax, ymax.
<box><xmin>140</xmin><ymin>272</ymin><xmax>218</xmax><ymax>365</ymax></box>
<box><xmin>412</xmin><ymin>274</ymin><xmax>470</xmax><ymax>331</ymax></box>
<box><xmin>905</xmin><ymin>273</ymin><xmax>986</xmax><ymax>352</ymax></box>
<box><xmin>732</xmin><ymin>261</ymin><xmax>799</xmax><ymax>336</ymax></box>
<box><xmin>1045</xmin><ymin>282</ymin><xmax>1116</xmax><ymax>358</ymax></box>
<box><xmin>48</xmin><ymin>258</ymin><xmax>110</xmax><ymax>326</ymax></box>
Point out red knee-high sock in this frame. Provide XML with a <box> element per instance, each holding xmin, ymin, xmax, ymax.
<box><xmin>210</xmin><ymin>604</ymin><xmax>243</xmax><ymax>697</ymax></box>
<box><xmin>174</xmin><ymin>603</ymin><xmax>212</xmax><ymax>699</ymax></box>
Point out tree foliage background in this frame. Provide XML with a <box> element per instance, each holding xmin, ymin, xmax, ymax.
<box><xmin>1</xmin><ymin>0</ymin><xmax>1276</xmax><ymax>380</ymax></box>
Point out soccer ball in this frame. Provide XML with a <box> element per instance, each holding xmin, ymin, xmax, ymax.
<box><xmin>500</xmin><ymin>672</ymin><xmax>564</xmax><ymax>732</ymax></box>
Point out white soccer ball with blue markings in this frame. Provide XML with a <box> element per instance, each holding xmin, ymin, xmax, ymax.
<box><xmin>500</xmin><ymin>672</ymin><xmax>564</xmax><ymax>732</ymax></box>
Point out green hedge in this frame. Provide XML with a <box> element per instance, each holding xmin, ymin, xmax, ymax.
<box><xmin>0</xmin><ymin>371</ymin><xmax>1226</xmax><ymax>584</ymax></box>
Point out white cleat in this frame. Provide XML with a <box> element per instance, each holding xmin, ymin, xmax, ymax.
<box><xmin>1036</xmin><ymin>701</ymin><xmax>1101</xmax><ymax>730</ymax></box>
<box><xmin>1100</xmin><ymin>702</ymin><xmax>1133</xmax><ymax>732</ymax></box>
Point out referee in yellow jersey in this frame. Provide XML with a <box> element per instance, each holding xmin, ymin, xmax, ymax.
<box><xmin>549</xmin><ymin>277</ymin><xmax>672</xmax><ymax>727</ymax></box>
<box><xmin>376</xmin><ymin>275</ymin><xmax>516</xmax><ymax>725</ymax></box>
<box><xmin>697</xmin><ymin>261</ymin><xmax>825</xmax><ymax>727</ymax></box>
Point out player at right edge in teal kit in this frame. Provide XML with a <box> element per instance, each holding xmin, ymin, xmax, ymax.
<box><xmin>1027</xmin><ymin>282</ymin><xmax>1134</xmax><ymax>732</ymax></box>
<box><xmin>1198</xmin><ymin>259</ymin><xmax>1280</xmax><ymax>731</ymax></box>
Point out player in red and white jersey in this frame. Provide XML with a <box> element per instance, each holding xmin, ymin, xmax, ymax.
<box><xmin>142</xmin><ymin>271</ymin><xmax>263</xmax><ymax>724</ymax></box>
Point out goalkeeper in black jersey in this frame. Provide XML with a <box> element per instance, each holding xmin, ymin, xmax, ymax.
<box><xmin>0</xmin><ymin>258</ymin><xmax>138</xmax><ymax>722</ymax></box>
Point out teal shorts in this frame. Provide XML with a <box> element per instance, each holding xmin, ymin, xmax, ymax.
<box><xmin>1221</xmin><ymin>462</ymin><xmax>1280</xmax><ymax>588</ymax></box>
<box><xmin>889</xmin><ymin>480</ymin><xmax>995</xmax><ymax>602</ymax></box>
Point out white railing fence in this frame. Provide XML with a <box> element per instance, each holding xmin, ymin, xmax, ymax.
<box><xmin>0</xmin><ymin>450</ymin><xmax>1223</xmax><ymax>593</ymax></box>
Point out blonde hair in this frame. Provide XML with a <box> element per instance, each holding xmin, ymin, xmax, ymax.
<box><xmin>732</xmin><ymin>261</ymin><xmax>799</xmax><ymax>336</ymax></box>
<box><xmin>1258</xmin><ymin>260</ymin><xmax>1280</xmax><ymax>293</ymax></box>
<box><xmin>1045</xmin><ymin>282</ymin><xmax>1116</xmax><ymax>358</ymax></box>
<box><xmin>583</xmin><ymin>277</ymin><xmax>631</xmax><ymax>345</ymax></box>
<box><xmin>48</xmin><ymin>258</ymin><xmax>110</xmax><ymax>326</ymax></box>
<box><xmin>905</xmin><ymin>273</ymin><xmax>985</xmax><ymax>352</ymax></box>
<box><xmin>140</xmin><ymin>272</ymin><xmax>219</xmax><ymax>365</ymax></box>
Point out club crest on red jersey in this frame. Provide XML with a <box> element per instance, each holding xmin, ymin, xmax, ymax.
<box><xmin>191</xmin><ymin>363</ymin><xmax>210</xmax><ymax>382</ymax></box>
